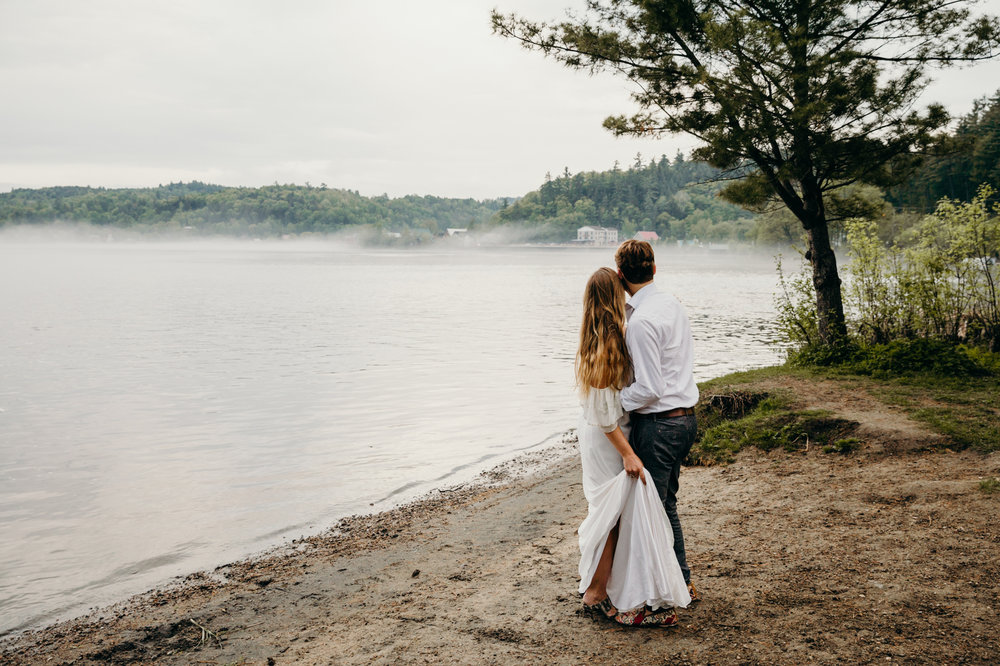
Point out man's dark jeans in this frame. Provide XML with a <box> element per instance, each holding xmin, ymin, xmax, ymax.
<box><xmin>629</xmin><ymin>413</ymin><xmax>697</xmax><ymax>584</ymax></box>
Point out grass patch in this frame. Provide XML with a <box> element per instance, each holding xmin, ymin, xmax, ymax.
<box><xmin>696</xmin><ymin>349</ymin><xmax>1000</xmax><ymax>457</ymax></box>
<box><xmin>823</xmin><ymin>437</ymin><xmax>861</xmax><ymax>454</ymax></box>
<box><xmin>979</xmin><ymin>478</ymin><xmax>1000</xmax><ymax>494</ymax></box>
<box><xmin>911</xmin><ymin>407</ymin><xmax>1000</xmax><ymax>453</ymax></box>
<box><xmin>857</xmin><ymin>375</ymin><xmax>1000</xmax><ymax>453</ymax></box>
<box><xmin>690</xmin><ymin>387</ymin><xmax>859</xmax><ymax>465</ymax></box>
<box><xmin>697</xmin><ymin>365</ymin><xmax>816</xmax><ymax>392</ymax></box>
<box><xmin>783</xmin><ymin>341</ymin><xmax>1000</xmax><ymax>454</ymax></box>
<box><xmin>695</xmin><ymin>390</ymin><xmax>778</xmax><ymax>433</ymax></box>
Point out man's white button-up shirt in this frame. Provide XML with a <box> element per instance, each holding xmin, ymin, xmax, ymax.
<box><xmin>620</xmin><ymin>283</ymin><xmax>699</xmax><ymax>414</ymax></box>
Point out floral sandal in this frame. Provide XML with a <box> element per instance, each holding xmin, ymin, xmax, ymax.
<box><xmin>581</xmin><ymin>596</ymin><xmax>617</xmax><ymax>620</ymax></box>
<box><xmin>612</xmin><ymin>606</ymin><xmax>678</xmax><ymax>627</ymax></box>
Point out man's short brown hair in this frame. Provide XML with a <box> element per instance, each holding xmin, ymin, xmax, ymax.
<box><xmin>615</xmin><ymin>239</ymin><xmax>655</xmax><ymax>284</ymax></box>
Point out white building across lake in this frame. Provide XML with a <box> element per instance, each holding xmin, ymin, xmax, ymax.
<box><xmin>576</xmin><ymin>226</ymin><xmax>619</xmax><ymax>244</ymax></box>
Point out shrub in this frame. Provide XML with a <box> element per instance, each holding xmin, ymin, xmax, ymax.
<box><xmin>788</xmin><ymin>339</ymin><xmax>993</xmax><ymax>377</ymax></box>
<box><xmin>841</xmin><ymin>186</ymin><xmax>1000</xmax><ymax>351</ymax></box>
<box><xmin>787</xmin><ymin>339</ymin><xmax>862</xmax><ymax>368</ymax></box>
<box><xmin>855</xmin><ymin>339</ymin><xmax>991</xmax><ymax>377</ymax></box>
<box><xmin>844</xmin><ymin>218</ymin><xmax>921</xmax><ymax>343</ymax></box>
<box><xmin>774</xmin><ymin>254</ymin><xmax>818</xmax><ymax>348</ymax></box>
<box><xmin>774</xmin><ymin>185</ymin><xmax>1000</xmax><ymax>365</ymax></box>
<box><xmin>913</xmin><ymin>186</ymin><xmax>1000</xmax><ymax>349</ymax></box>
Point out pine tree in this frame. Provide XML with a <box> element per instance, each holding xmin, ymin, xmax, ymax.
<box><xmin>494</xmin><ymin>0</ymin><xmax>1000</xmax><ymax>343</ymax></box>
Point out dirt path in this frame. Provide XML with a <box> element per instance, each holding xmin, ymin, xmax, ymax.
<box><xmin>3</xmin><ymin>384</ymin><xmax>999</xmax><ymax>665</ymax></box>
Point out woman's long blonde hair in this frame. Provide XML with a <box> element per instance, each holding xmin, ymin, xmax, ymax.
<box><xmin>575</xmin><ymin>267</ymin><xmax>631</xmax><ymax>395</ymax></box>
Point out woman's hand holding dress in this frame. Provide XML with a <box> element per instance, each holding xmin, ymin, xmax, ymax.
<box><xmin>621</xmin><ymin>451</ymin><xmax>646</xmax><ymax>485</ymax></box>
<box><xmin>605</xmin><ymin>428</ymin><xmax>645</xmax><ymax>485</ymax></box>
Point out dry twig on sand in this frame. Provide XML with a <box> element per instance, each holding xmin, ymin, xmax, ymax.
<box><xmin>189</xmin><ymin>618</ymin><xmax>224</xmax><ymax>648</ymax></box>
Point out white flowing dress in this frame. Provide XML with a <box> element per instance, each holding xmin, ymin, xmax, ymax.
<box><xmin>577</xmin><ymin>387</ymin><xmax>691</xmax><ymax>612</ymax></box>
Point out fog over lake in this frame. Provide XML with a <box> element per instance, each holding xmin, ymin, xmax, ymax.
<box><xmin>0</xmin><ymin>238</ymin><xmax>783</xmax><ymax>635</ymax></box>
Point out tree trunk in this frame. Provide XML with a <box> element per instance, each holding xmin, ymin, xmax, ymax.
<box><xmin>805</xmin><ymin>219</ymin><xmax>848</xmax><ymax>344</ymax></box>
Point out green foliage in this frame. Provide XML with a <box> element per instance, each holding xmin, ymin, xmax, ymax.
<box><xmin>962</xmin><ymin>345</ymin><xmax>1000</xmax><ymax>374</ymax></box>
<box><xmin>890</xmin><ymin>90</ymin><xmax>1000</xmax><ymax>211</ymax></box>
<box><xmin>754</xmin><ymin>209</ymin><xmax>806</xmax><ymax>246</ymax></box>
<box><xmin>490</xmin><ymin>154</ymin><xmax>753</xmax><ymax>242</ymax></box>
<box><xmin>786</xmin><ymin>340</ymin><xmax>862</xmax><ymax>369</ymax></box>
<box><xmin>979</xmin><ymin>477</ymin><xmax>1000</xmax><ymax>493</ymax></box>
<box><xmin>844</xmin><ymin>217</ymin><xmax>922</xmax><ymax>343</ymax></box>
<box><xmin>0</xmin><ymin>183</ymin><xmax>507</xmax><ymax>242</ymax></box>
<box><xmin>779</xmin><ymin>186</ymin><xmax>1000</xmax><ymax>368</ymax></box>
<box><xmin>774</xmin><ymin>254</ymin><xmax>819</xmax><ymax>347</ymax></box>
<box><xmin>856</xmin><ymin>340</ymin><xmax>991</xmax><ymax>377</ymax></box>
<box><xmin>916</xmin><ymin>186</ymin><xmax>1000</xmax><ymax>348</ymax></box>
<box><xmin>827</xmin><ymin>185</ymin><xmax>895</xmax><ymax>223</ymax></box>
<box><xmin>844</xmin><ymin>186</ymin><xmax>1000</xmax><ymax>350</ymax></box>
<box><xmin>789</xmin><ymin>339</ymin><xmax>993</xmax><ymax>378</ymax></box>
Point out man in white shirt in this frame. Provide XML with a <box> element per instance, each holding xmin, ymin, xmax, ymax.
<box><xmin>616</xmin><ymin>239</ymin><xmax>701</xmax><ymax>603</ymax></box>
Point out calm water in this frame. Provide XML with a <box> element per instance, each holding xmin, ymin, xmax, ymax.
<box><xmin>0</xmin><ymin>241</ymin><xmax>783</xmax><ymax>635</ymax></box>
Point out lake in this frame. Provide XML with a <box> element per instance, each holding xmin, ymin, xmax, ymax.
<box><xmin>0</xmin><ymin>241</ymin><xmax>784</xmax><ymax>635</ymax></box>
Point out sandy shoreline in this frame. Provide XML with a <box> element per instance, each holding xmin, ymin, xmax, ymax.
<box><xmin>3</xmin><ymin>377</ymin><xmax>1000</xmax><ymax>664</ymax></box>
<box><xmin>0</xmin><ymin>435</ymin><xmax>584</xmax><ymax>663</ymax></box>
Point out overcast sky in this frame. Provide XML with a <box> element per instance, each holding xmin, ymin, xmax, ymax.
<box><xmin>2</xmin><ymin>0</ymin><xmax>999</xmax><ymax>200</ymax></box>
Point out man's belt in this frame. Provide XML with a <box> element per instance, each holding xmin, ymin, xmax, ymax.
<box><xmin>632</xmin><ymin>407</ymin><xmax>695</xmax><ymax>420</ymax></box>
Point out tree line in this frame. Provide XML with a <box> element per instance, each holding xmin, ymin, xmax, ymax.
<box><xmin>889</xmin><ymin>90</ymin><xmax>1000</xmax><ymax>213</ymax></box>
<box><xmin>488</xmin><ymin>152</ymin><xmax>755</xmax><ymax>242</ymax></box>
<box><xmin>0</xmin><ymin>182</ymin><xmax>506</xmax><ymax>240</ymax></box>
<box><xmin>0</xmin><ymin>89</ymin><xmax>996</xmax><ymax>246</ymax></box>
<box><xmin>0</xmin><ymin>157</ymin><xmax>752</xmax><ymax>243</ymax></box>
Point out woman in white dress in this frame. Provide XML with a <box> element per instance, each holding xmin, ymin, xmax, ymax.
<box><xmin>576</xmin><ymin>267</ymin><xmax>691</xmax><ymax>626</ymax></box>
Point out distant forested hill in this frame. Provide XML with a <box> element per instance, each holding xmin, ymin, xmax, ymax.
<box><xmin>4</xmin><ymin>102</ymin><xmax>997</xmax><ymax>245</ymax></box>
<box><xmin>889</xmin><ymin>89</ymin><xmax>1000</xmax><ymax>212</ymax></box>
<box><xmin>0</xmin><ymin>183</ymin><xmax>505</xmax><ymax>240</ymax></box>
<box><xmin>489</xmin><ymin>153</ymin><xmax>755</xmax><ymax>242</ymax></box>
<box><xmin>0</xmin><ymin>157</ymin><xmax>754</xmax><ymax>243</ymax></box>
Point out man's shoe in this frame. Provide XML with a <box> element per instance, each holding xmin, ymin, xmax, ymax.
<box><xmin>652</xmin><ymin>608</ymin><xmax>679</xmax><ymax>627</ymax></box>
<box><xmin>687</xmin><ymin>582</ymin><xmax>701</xmax><ymax>603</ymax></box>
